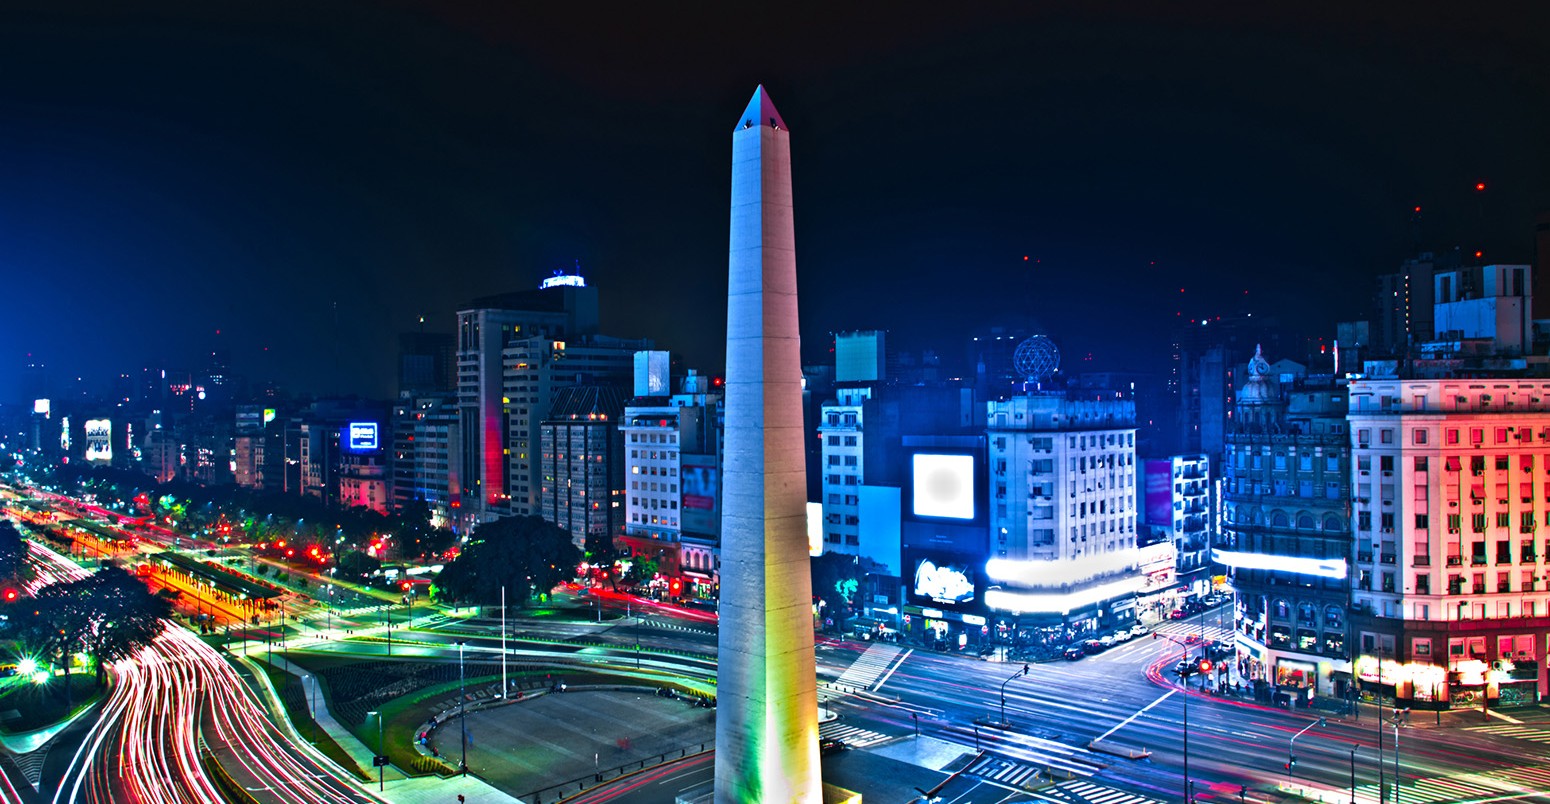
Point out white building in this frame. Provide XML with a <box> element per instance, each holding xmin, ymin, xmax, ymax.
<box><xmin>985</xmin><ymin>393</ymin><xmax>1141</xmax><ymax>630</ymax></box>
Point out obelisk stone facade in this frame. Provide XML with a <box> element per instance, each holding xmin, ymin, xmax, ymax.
<box><xmin>713</xmin><ymin>85</ymin><xmax>822</xmax><ymax>803</ymax></box>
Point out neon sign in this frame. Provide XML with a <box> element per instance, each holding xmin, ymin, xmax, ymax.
<box><xmin>347</xmin><ymin>422</ymin><xmax>379</xmax><ymax>451</ymax></box>
<box><xmin>540</xmin><ymin>273</ymin><xmax>586</xmax><ymax>290</ymax></box>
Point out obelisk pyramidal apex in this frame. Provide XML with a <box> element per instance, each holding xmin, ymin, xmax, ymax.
<box><xmin>714</xmin><ymin>85</ymin><xmax>821</xmax><ymax>803</ymax></box>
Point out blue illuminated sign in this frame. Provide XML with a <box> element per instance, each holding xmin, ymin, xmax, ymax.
<box><xmin>347</xmin><ymin>422</ymin><xmax>379</xmax><ymax>451</ymax></box>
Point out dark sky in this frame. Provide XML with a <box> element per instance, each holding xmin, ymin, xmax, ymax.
<box><xmin>3</xmin><ymin>3</ymin><xmax>1548</xmax><ymax>401</ymax></box>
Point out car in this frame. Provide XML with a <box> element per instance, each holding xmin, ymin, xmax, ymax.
<box><xmin>1111</xmin><ymin>630</ymin><xmax>1132</xmax><ymax>643</ymax></box>
<box><xmin>1173</xmin><ymin>660</ymin><xmax>1202</xmax><ymax>678</ymax></box>
<box><xmin>1098</xmin><ymin>633</ymin><xmax>1117</xmax><ymax>647</ymax></box>
<box><xmin>1063</xmin><ymin>645</ymin><xmax>1085</xmax><ymax>661</ymax></box>
<box><xmin>820</xmin><ymin>738</ymin><xmax>850</xmax><ymax>755</ymax></box>
<box><xmin>1129</xmin><ymin>623</ymin><xmax>1151</xmax><ymax>638</ymax></box>
<box><xmin>1169</xmin><ymin>609</ymin><xmax>1188</xmax><ymax>620</ymax></box>
<box><xmin>1083</xmin><ymin>639</ymin><xmax>1106</xmax><ymax>655</ymax></box>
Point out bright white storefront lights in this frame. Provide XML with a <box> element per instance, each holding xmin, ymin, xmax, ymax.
<box><xmin>1212</xmin><ymin>548</ymin><xmax>1347</xmax><ymax>579</ymax></box>
<box><xmin>985</xmin><ymin>575</ymin><xmax>1145</xmax><ymax>615</ymax></box>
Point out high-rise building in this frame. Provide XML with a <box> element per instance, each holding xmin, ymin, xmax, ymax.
<box><xmin>1433</xmin><ymin>263</ymin><xmax>1533</xmax><ymax>356</ymax></box>
<box><xmin>391</xmin><ymin>392</ymin><xmax>462</xmax><ymax>529</ymax></box>
<box><xmin>1347</xmin><ymin>378</ymin><xmax>1550</xmax><ymax>706</ymax></box>
<box><xmin>539</xmin><ymin>386</ymin><xmax>626</xmax><ymax>550</ymax></box>
<box><xmin>454</xmin><ymin>275</ymin><xmax>611</xmax><ymax>528</ymax></box>
<box><xmin>620</xmin><ymin>367</ymin><xmax>724</xmax><ymax>599</ymax></box>
<box><xmin>1375</xmin><ymin>252</ymin><xmax>1454</xmax><ymax>356</ymax></box>
<box><xmin>834</xmin><ymin>330</ymin><xmax>886</xmax><ymax>384</ymax></box>
<box><xmin>1218</xmin><ymin>348</ymin><xmax>1353</xmax><ymax>699</ymax></box>
<box><xmin>984</xmin><ymin>390</ymin><xmax>1141</xmax><ymax>633</ymax></box>
<box><xmin>398</xmin><ymin>331</ymin><xmax>456</xmax><ymax>395</ymax></box>
<box><xmin>1139</xmin><ymin>454</ymin><xmax>1213</xmax><ymax>600</ymax></box>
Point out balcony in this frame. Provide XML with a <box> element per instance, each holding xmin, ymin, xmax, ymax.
<box><xmin>1380</xmin><ymin>554</ymin><xmax>1396</xmax><ymax>564</ymax></box>
<box><xmin>1498</xmin><ymin>583</ymin><xmax>1512</xmax><ymax>593</ymax></box>
<box><xmin>1413</xmin><ymin>556</ymin><xmax>1431</xmax><ymax>567</ymax></box>
<box><xmin>1357</xmin><ymin>553</ymin><xmax>1373</xmax><ymax>563</ymax></box>
<box><xmin>1446</xmin><ymin>556</ymin><xmax>1463</xmax><ymax>567</ymax></box>
<box><xmin>1473</xmin><ymin>584</ymin><xmax>1487</xmax><ymax>594</ymax></box>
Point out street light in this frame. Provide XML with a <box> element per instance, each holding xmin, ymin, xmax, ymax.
<box><xmin>367</xmin><ymin>710</ymin><xmax>384</xmax><ymax>791</ymax></box>
<box><xmin>1155</xmin><ymin>631</ymin><xmax>1195</xmax><ymax>804</ymax></box>
<box><xmin>1389</xmin><ymin>708</ymin><xmax>1409</xmax><ymax>804</ymax></box>
<box><xmin>1286</xmin><ymin>716</ymin><xmax>1327</xmax><ymax>787</ymax></box>
<box><xmin>996</xmin><ymin>664</ymin><xmax>1031</xmax><ymax>728</ymax></box>
<box><xmin>458</xmin><ymin>639</ymin><xmax>468</xmax><ymax>776</ymax></box>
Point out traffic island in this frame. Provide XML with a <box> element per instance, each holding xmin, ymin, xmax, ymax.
<box><xmin>1087</xmin><ymin>738</ymin><xmax>1151</xmax><ymax>759</ymax></box>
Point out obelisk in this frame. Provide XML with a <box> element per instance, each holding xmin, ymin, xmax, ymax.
<box><xmin>714</xmin><ymin>85</ymin><xmax>821</xmax><ymax>803</ymax></box>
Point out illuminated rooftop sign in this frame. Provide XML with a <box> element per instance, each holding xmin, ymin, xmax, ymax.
<box><xmin>540</xmin><ymin>272</ymin><xmax>586</xmax><ymax>290</ymax></box>
<box><xmin>347</xmin><ymin>422</ymin><xmax>379</xmax><ymax>451</ymax></box>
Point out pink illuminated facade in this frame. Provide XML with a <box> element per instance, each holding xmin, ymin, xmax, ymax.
<box><xmin>1349</xmin><ymin>378</ymin><xmax>1550</xmax><ymax>706</ymax></box>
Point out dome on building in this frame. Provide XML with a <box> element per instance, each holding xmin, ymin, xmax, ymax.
<box><xmin>1237</xmin><ymin>344</ymin><xmax>1279</xmax><ymax>405</ymax></box>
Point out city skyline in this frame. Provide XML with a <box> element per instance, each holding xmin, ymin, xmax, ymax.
<box><xmin>4</xmin><ymin>4</ymin><xmax>1549</xmax><ymax>400</ymax></box>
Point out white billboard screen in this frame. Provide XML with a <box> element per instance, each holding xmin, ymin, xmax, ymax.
<box><xmin>911</xmin><ymin>453</ymin><xmax>974</xmax><ymax>520</ymax></box>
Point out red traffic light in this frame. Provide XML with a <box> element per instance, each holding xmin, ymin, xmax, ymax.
<box><xmin>1198</xmin><ymin>659</ymin><xmax>1213</xmax><ymax>673</ymax></box>
<box><xmin>401</xmin><ymin>581</ymin><xmax>412</xmax><ymax>591</ymax></box>
<box><xmin>2</xmin><ymin>589</ymin><xmax>17</xmax><ymax>602</ymax></box>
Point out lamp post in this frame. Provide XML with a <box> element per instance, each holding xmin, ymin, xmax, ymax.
<box><xmin>1349</xmin><ymin>743</ymin><xmax>1360</xmax><ymax>804</ymax></box>
<box><xmin>997</xmin><ymin>664</ymin><xmax>1031</xmax><ymax>728</ymax></box>
<box><xmin>1155</xmin><ymin>631</ymin><xmax>1195</xmax><ymax>804</ymax></box>
<box><xmin>367</xmin><ymin>710</ymin><xmax>384</xmax><ymax>791</ymax></box>
<box><xmin>1286</xmin><ymin>716</ymin><xmax>1327</xmax><ymax>787</ymax></box>
<box><xmin>1389</xmin><ymin>708</ymin><xmax>1408</xmax><ymax>804</ymax></box>
<box><xmin>458</xmin><ymin>639</ymin><xmax>468</xmax><ymax>776</ymax></box>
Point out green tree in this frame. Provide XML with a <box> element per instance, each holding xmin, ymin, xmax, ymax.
<box><xmin>334</xmin><ymin>549</ymin><xmax>381</xmax><ymax>581</ymax></box>
<box><xmin>76</xmin><ymin>567</ymin><xmax>171</xmax><ymax>682</ymax></box>
<box><xmin>0</xmin><ymin>520</ymin><xmax>28</xmax><ymax>583</ymax></box>
<box><xmin>810</xmin><ymin>553</ymin><xmax>863</xmax><ymax>630</ymax></box>
<box><xmin>435</xmin><ymin>516</ymin><xmax>580</xmax><ymax>608</ymax></box>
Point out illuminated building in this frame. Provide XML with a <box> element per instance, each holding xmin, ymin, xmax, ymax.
<box><xmin>1432</xmin><ymin>263</ymin><xmax>1534</xmax><ymax>356</ymax></box>
<box><xmin>281</xmin><ymin>400</ymin><xmax>389</xmax><ymax>512</ymax></box>
<box><xmin>1219</xmin><ymin>347</ymin><xmax>1353</xmax><ymax>698</ymax></box>
<box><xmin>1374</xmin><ymin>252</ymin><xmax>1450</xmax><ymax>357</ymax></box>
<box><xmin>1138</xmin><ymin>454</ymin><xmax>1212</xmax><ymax>603</ymax></box>
<box><xmin>713</xmin><ymin>85</ymin><xmax>821</xmax><ymax>803</ymax></box>
<box><xmin>454</xmin><ymin>278</ymin><xmax>599</xmax><ymax>527</ymax></box>
<box><xmin>619</xmin><ymin>366</ymin><xmax>723</xmax><ymax>600</ymax></box>
<box><xmin>390</xmin><ymin>392</ymin><xmax>462</xmax><ymax>529</ymax></box>
<box><xmin>984</xmin><ymin>387</ymin><xmax>1141</xmax><ymax>633</ymax></box>
<box><xmin>538</xmin><ymin>386</ymin><xmax>626</xmax><ymax>550</ymax></box>
<box><xmin>834</xmin><ymin>330</ymin><xmax>886</xmax><ymax>383</ymax></box>
<box><xmin>1348</xmin><ymin>377</ymin><xmax>1550</xmax><ymax>706</ymax></box>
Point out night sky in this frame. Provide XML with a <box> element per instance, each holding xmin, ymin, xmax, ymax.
<box><xmin>3</xmin><ymin>3</ymin><xmax>1548</xmax><ymax>401</ymax></box>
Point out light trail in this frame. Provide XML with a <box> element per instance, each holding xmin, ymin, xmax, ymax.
<box><xmin>26</xmin><ymin>541</ymin><xmax>372</xmax><ymax>804</ymax></box>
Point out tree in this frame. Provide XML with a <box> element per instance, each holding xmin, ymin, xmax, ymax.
<box><xmin>810</xmin><ymin>553</ymin><xmax>863</xmax><ymax>631</ymax></box>
<box><xmin>0</xmin><ymin>520</ymin><xmax>28</xmax><ymax>583</ymax></box>
<box><xmin>334</xmin><ymin>549</ymin><xmax>381</xmax><ymax>581</ymax></box>
<box><xmin>435</xmin><ymin>516</ymin><xmax>581</xmax><ymax>608</ymax></box>
<box><xmin>17</xmin><ymin>567</ymin><xmax>170</xmax><ymax>700</ymax></box>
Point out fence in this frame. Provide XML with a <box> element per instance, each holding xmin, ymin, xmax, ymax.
<box><xmin>520</xmin><ymin>742</ymin><xmax>711</xmax><ymax>804</ymax></box>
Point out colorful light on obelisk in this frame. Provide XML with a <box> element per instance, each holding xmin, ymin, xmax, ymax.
<box><xmin>713</xmin><ymin>85</ymin><xmax>822</xmax><ymax>803</ymax></box>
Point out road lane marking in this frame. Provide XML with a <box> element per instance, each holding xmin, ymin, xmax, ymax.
<box><xmin>873</xmin><ymin>648</ymin><xmax>912</xmax><ymax>692</ymax></box>
<box><xmin>1095</xmin><ymin>689</ymin><xmax>1176</xmax><ymax>743</ymax></box>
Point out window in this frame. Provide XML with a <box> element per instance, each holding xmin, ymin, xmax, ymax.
<box><xmin>1414</xmin><ymin>456</ymin><xmax>1428</xmax><ymax>471</ymax></box>
<box><xmin>1381</xmin><ymin>429</ymin><xmax>1394</xmax><ymax>444</ymax></box>
<box><xmin>1412</xmin><ymin>429</ymin><xmax>1427</xmax><ymax>445</ymax></box>
<box><xmin>1416</xmin><ymin>575</ymin><xmax>1430</xmax><ymax>594</ymax></box>
<box><xmin>1446</xmin><ymin>428</ymin><xmax>1459</xmax><ymax>445</ymax></box>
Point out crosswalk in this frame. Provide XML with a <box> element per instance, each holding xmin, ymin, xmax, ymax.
<box><xmin>1467</xmin><ymin>723</ymin><xmax>1550</xmax><ymax>745</ymax></box>
<box><xmin>965</xmin><ymin>753</ymin><xmax>1048</xmax><ymax>789</ymax></box>
<box><xmin>1333</xmin><ymin>763</ymin><xmax>1550</xmax><ymax>804</ymax></box>
<box><xmin>942</xmin><ymin>726</ymin><xmax>1107</xmax><ymax>779</ymax></box>
<box><xmin>1147</xmin><ymin>620</ymin><xmax>1233</xmax><ymax>643</ymax></box>
<box><xmin>831</xmin><ymin>643</ymin><xmax>906</xmax><ymax>691</ymax></box>
<box><xmin>1031</xmin><ymin>780</ymin><xmax>1164</xmax><ymax>804</ymax></box>
<box><xmin>818</xmin><ymin>720</ymin><xmax>893</xmax><ymax>749</ymax></box>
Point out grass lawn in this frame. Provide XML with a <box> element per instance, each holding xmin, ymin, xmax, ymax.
<box><xmin>0</xmin><ymin>674</ymin><xmax>103</xmax><ymax>734</ymax></box>
<box><xmin>252</xmin><ymin>661</ymin><xmax>371</xmax><ymax>782</ymax></box>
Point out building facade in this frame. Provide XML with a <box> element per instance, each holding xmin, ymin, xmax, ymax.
<box><xmin>1347</xmin><ymin>377</ymin><xmax>1550</xmax><ymax>706</ymax></box>
<box><xmin>1219</xmin><ymin>348</ymin><xmax>1353</xmax><ymax>698</ymax></box>
<box><xmin>539</xmin><ymin>386</ymin><xmax>625</xmax><ymax>550</ymax></box>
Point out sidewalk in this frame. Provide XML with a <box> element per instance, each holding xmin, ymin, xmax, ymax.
<box><xmin>239</xmin><ymin>651</ymin><xmax>524</xmax><ymax>803</ymax></box>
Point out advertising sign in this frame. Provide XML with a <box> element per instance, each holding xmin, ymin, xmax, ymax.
<box><xmin>906</xmin><ymin>552</ymin><xmax>978</xmax><ymax>607</ymax></box>
<box><xmin>85</xmin><ymin>419</ymin><xmax>112</xmax><ymax>464</ymax></box>
<box><xmin>1144</xmin><ymin>459</ymin><xmax>1173</xmax><ymax>526</ymax></box>
<box><xmin>33</xmin><ymin>399</ymin><xmax>50</xmax><ymax>416</ymax></box>
<box><xmin>347</xmin><ymin>422</ymin><xmax>379</xmax><ymax>451</ymax></box>
<box><xmin>911</xmin><ymin>453</ymin><xmax>975</xmax><ymax>520</ymax></box>
<box><xmin>680</xmin><ymin>454</ymin><xmax>720</xmax><ymax>536</ymax></box>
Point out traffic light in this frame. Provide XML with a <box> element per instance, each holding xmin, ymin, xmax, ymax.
<box><xmin>1198</xmin><ymin>658</ymin><xmax>1213</xmax><ymax>674</ymax></box>
<box><xmin>1286</xmin><ymin>755</ymin><xmax>1297</xmax><ymax>770</ymax></box>
<box><xmin>1</xmin><ymin>589</ymin><xmax>16</xmax><ymax>603</ymax></box>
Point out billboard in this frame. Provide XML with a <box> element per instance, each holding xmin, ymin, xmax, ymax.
<box><xmin>907</xmin><ymin>551</ymin><xmax>978</xmax><ymax>607</ymax></box>
<box><xmin>347</xmin><ymin>422</ymin><xmax>379</xmax><ymax>451</ymax></box>
<box><xmin>85</xmin><ymin>419</ymin><xmax>112</xmax><ymax>464</ymax></box>
<box><xmin>1144</xmin><ymin>459</ymin><xmax>1173</xmax><ymax>526</ymax></box>
<box><xmin>912</xmin><ymin>453</ymin><xmax>975</xmax><ymax>520</ymax></box>
<box><xmin>680</xmin><ymin>454</ymin><xmax>719</xmax><ymax>536</ymax></box>
<box><xmin>33</xmin><ymin>399</ymin><xmax>50</xmax><ymax>416</ymax></box>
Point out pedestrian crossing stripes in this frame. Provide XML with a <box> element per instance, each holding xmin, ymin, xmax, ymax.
<box><xmin>1467</xmin><ymin>723</ymin><xmax>1550</xmax><ymax>744</ymax></box>
<box><xmin>942</xmin><ymin>728</ymin><xmax>1106</xmax><ymax>780</ymax></box>
<box><xmin>1336</xmin><ymin>762</ymin><xmax>1550</xmax><ymax>804</ymax></box>
<box><xmin>818</xmin><ymin>721</ymin><xmax>892</xmax><ymax>749</ymax></box>
<box><xmin>831</xmin><ymin>643</ymin><xmax>902</xmax><ymax>692</ymax></box>
<box><xmin>965</xmin><ymin>753</ymin><xmax>1048</xmax><ymax>790</ymax></box>
<box><xmin>1031</xmin><ymin>780</ymin><xmax>1164</xmax><ymax>804</ymax></box>
<box><xmin>1148</xmin><ymin>620</ymin><xmax>1232</xmax><ymax>642</ymax></box>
